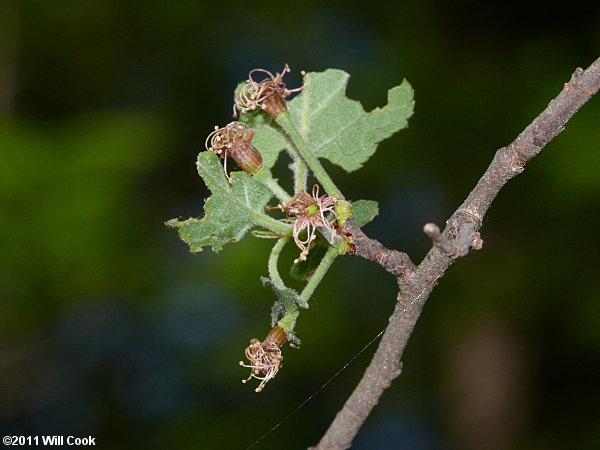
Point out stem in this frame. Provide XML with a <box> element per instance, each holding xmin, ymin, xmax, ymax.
<box><xmin>255</xmin><ymin>213</ymin><xmax>292</xmax><ymax>236</ymax></box>
<box><xmin>277</xmin><ymin>309</ymin><xmax>299</xmax><ymax>333</ymax></box>
<box><xmin>275</xmin><ymin>112</ymin><xmax>344</xmax><ymax>198</ymax></box>
<box><xmin>276</xmin><ymin>242</ymin><xmax>340</xmax><ymax>336</ymax></box>
<box><xmin>254</xmin><ymin>168</ymin><xmax>291</xmax><ymax>202</ymax></box>
<box><xmin>290</xmin><ymin>156</ymin><xmax>309</xmax><ymax>193</ymax></box>
<box><xmin>268</xmin><ymin>237</ymin><xmax>289</xmax><ymax>289</ymax></box>
<box><xmin>299</xmin><ymin>245</ymin><xmax>340</xmax><ymax>304</ymax></box>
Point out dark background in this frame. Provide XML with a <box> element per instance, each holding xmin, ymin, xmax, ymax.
<box><xmin>1</xmin><ymin>1</ymin><xmax>599</xmax><ymax>449</ymax></box>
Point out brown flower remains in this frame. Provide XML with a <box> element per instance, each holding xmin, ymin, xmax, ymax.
<box><xmin>277</xmin><ymin>185</ymin><xmax>338</xmax><ymax>263</ymax></box>
<box><xmin>239</xmin><ymin>326</ymin><xmax>286</xmax><ymax>392</ymax></box>
<box><xmin>205</xmin><ymin>121</ymin><xmax>263</xmax><ymax>180</ymax></box>
<box><xmin>233</xmin><ymin>64</ymin><xmax>304</xmax><ymax>118</ymax></box>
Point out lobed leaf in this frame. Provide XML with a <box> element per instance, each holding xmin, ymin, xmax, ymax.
<box><xmin>167</xmin><ymin>152</ymin><xmax>278</xmax><ymax>252</ymax></box>
<box><xmin>241</xmin><ymin>69</ymin><xmax>414</xmax><ymax>172</ymax></box>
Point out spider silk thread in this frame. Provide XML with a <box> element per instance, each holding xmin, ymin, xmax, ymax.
<box><xmin>243</xmin><ymin>275</ymin><xmax>440</xmax><ymax>450</ymax></box>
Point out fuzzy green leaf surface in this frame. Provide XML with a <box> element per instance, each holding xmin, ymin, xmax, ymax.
<box><xmin>352</xmin><ymin>200</ymin><xmax>379</xmax><ymax>227</ymax></box>
<box><xmin>167</xmin><ymin>152</ymin><xmax>287</xmax><ymax>252</ymax></box>
<box><xmin>244</xmin><ymin>112</ymin><xmax>291</xmax><ymax>168</ymax></box>
<box><xmin>240</xmin><ymin>69</ymin><xmax>414</xmax><ymax>171</ymax></box>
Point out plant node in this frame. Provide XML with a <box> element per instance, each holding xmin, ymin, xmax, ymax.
<box><xmin>334</xmin><ymin>200</ymin><xmax>353</xmax><ymax>226</ymax></box>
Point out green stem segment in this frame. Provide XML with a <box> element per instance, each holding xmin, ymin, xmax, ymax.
<box><xmin>291</xmin><ymin>156</ymin><xmax>309</xmax><ymax>193</ymax></box>
<box><xmin>275</xmin><ymin>244</ymin><xmax>340</xmax><ymax>334</ymax></box>
<box><xmin>299</xmin><ymin>245</ymin><xmax>340</xmax><ymax>304</ymax></box>
<box><xmin>267</xmin><ymin>236</ymin><xmax>301</xmax><ymax>334</ymax></box>
<box><xmin>254</xmin><ymin>168</ymin><xmax>291</xmax><ymax>202</ymax></box>
<box><xmin>275</xmin><ymin>112</ymin><xmax>344</xmax><ymax>199</ymax></box>
<box><xmin>256</xmin><ymin>212</ymin><xmax>292</xmax><ymax>236</ymax></box>
<box><xmin>277</xmin><ymin>309</ymin><xmax>299</xmax><ymax>334</ymax></box>
<box><xmin>268</xmin><ymin>237</ymin><xmax>289</xmax><ymax>289</ymax></box>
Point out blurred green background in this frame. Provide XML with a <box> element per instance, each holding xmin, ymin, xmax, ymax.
<box><xmin>1</xmin><ymin>1</ymin><xmax>599</xmax><ymax>449</ymax></box>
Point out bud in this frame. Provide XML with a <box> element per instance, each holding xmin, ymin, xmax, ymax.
<box><xmin>336</xmin><ymin>227</ymin><xmax>356</xmax><ymax>255</ymax></box>
<box><xmin>205</xmin><ymin>122</ymin><xmax>263</xmax><ymax>179</ymax></box>
<box><xmin>334</xmin><ymin>200</ymin><xmax>353</xmax><ymax>227</ymax></box>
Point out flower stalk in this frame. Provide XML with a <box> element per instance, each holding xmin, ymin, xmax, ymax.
<box><xmin>299</xmin><ymin>245</ymin><xmax>340</xmax><ymax>304</ymax></box>
<box><xmin>268</xmin><ymin>236</ymin><xmax>289</xmax><ymax>289</ymax></box>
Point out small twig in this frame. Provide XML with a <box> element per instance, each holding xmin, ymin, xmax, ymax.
<box><xmin>345</xmin><ymin>219</ymin><xmax>416</xmax><ymax>279</ymax></box>
<box><xmin>423</xmin><ymin>222</ymin><xmax>483</xmax><ymax>258</ymax></box>
<box><xmin>313</xmin><ymin>57</ymin><xmax>600</xmax><ymax>450</ymax></box>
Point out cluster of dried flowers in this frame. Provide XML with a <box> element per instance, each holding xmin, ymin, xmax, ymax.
<box><xmin>205</xmin><ymin>66</ymin><xmax>340</xmax><ymax>392</ymax></box>
<box><xmin>205</xmin><ymin>65</ymin><xmax>301</xmax><ymax>179</ymax></box>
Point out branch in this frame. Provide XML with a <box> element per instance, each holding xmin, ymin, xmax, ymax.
<box><xmin>313</xmin><ymin>57</ymin><xmax>600</xmax><ymax>449</ymax></box>
<box><xmin>345</xmin><ymin>219</ymin><xmax>416</xmax><ymax>278</ymax></box>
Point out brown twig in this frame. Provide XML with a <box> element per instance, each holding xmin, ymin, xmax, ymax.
<box><xmin>313</xmin><ymin>57</ymin><xmax>600</xmax><ymax>449</ymax></box>
<box><xmin>345</xmin><ymin>219</ymin><xmax>416</xmax><ymax>279</ymax></box>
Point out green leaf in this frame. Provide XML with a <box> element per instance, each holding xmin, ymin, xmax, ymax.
<box><xmin>240</xmin><ymin>69</ymin><xmax>414</xmax><ymax>172</ymax></box>
<box><xmin>167</xmin><ymin>152</ymin><xmax>288</xmax><ymax>252</ymax></box>
<box><xmin>352</xmin><ymin>200</ymin><xmax>379</xmax><ymax>227</ymax></box>
<box><xmin>243</xmin><ymin>112</ymin><xmax>291</xmax><ymax>168</ymax></box>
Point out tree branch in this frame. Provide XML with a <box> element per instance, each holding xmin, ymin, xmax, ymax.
<box><xmin>313</xmin><ymin>57</ymin><xmax>600</xmax><ymax>449</ymax></box>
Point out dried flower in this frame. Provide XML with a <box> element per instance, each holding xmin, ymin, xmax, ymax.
<box><xmin>233</xmin><ymin>64</ymin><xmax>304</xmax><ymax>119</ymax></box>
<box><xmin>239</xmin><ymin>326</ymin><xmax>286</xmax><ymax>392</ymax></box>
<box><xmin>276</xmin><ymin>184</ymin><xmax>338</xmax><ymax>263</ymax></box>
<box><xmin>205</xmin><ymin>121</ymin><xmax>263</xmax><ymax>180</ymax></box>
